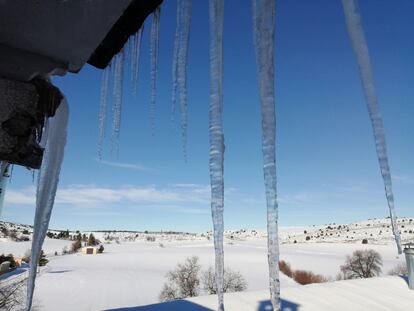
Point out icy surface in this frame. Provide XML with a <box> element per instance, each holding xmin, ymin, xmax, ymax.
<box><xmin>252</xmin><ymin>0</ymin><xmax>280</xmax><ymax>310</ymax></box>
<box><xmin>131</xmin><ymin>27</ymin><xmax>144</xmax><ymax>95</ymax></box>
<box><xmin>341</xmin><ymin>0</ymin><xmax>402</xmax><ymax>254</ymax></box>
<box><xmin>26</xmin><ymin>100</ymin><xmax>69</xmax><ymax>311</ymax></box>
<box><xmin>172</xmin><ymin>0</ymin><xmax>192</xmax><ymax>160</ymax></box>
<box><xmin>0</xmin><ymin>161</ymin><xmax>9</xmax><ymax>219</ymax></box>
<box><xmin>111</xmin><ymin>50</ymin><xmax>125</xmax><ymax>157</ymax></box>
<box><xmin>208</xmin><ymin>0</ymin><xmax>225</xmax><ymax>310</ymax></box>
<box><xmin>150</xmin><ymin>7</ymin><xmax>161</xmax><ymax>134</ymax></box>
<box><xmin>98</xmin><ymin>66</ymin><xmax>110</xmax><ymax>160</ymax></box>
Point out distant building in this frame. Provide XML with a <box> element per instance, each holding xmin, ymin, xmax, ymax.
<box><xmin>81</xmin><ymin>246</ymin><xmax>99</xmax><ymax>255</ymax></box>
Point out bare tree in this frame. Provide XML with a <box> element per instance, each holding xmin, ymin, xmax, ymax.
<box><xmin>159</xmin><ymin>256</ymin><xmax>201</xmax><ymax>301</ymax></box>
<box><xmin>340</xmin><ymin>249</ymin><xmax>382</xmax><ymax>279</ymax></box>
<box><xmin>201</xmin><ymin>266</ymin><xmax>247</xmax><ymax>294</ymax></box>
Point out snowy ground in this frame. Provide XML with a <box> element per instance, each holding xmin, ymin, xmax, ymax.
<box><xmin>0</xmin><ymin>218</ymin><xmax>413</xmax><ymax>310</ymax></box>
<box><xmin>176</xmin><ymin>276</ymin><xmax>414</xmax><ymax>311</ymax></box>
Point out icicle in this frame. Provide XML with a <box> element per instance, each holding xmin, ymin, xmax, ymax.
<box><xmin>208</xmin><ymin>0</ymin><xmax>225</xmax><ymax>310</ymax></box>
<box><xmin>177</xmin><ymin>0</ymin><xmax>192</xmax><ymax>161</ymax></box>
<box><xmin>342</xmin><ymin>0</ymin><xmax>402</xmax><ymax>254</ymax></box>
<box><xmin>26</xmin><ymin>99</ymin><xmax>69</xmax><ymax>311</ymax></box>
<box><xmin>171</xmin><ymin>1</ymin><xmax>181</xmax><ymax>123</ymax></box>
<box><xmin>131</xmin><ymin>27</ymin><xmax>144</xmax><ymax>95</ymax></box>
<box><xmin>252</xmin><ymin>0</ymin><xmax>280</xmax><ymax>310</ymax></box>
<box><xmin>111</xmin><ymin>50</ymin><xmax>125</xmax><ymax>157</ymax></box>
<box><xmin>150</xmin><ymin>7</ymin><xmax>161</xmax><ymax>135</ymax></box>
<box><xmin>98</xmin><ymin>66</ymin><xmax>110</xmax><ymax>159</ymax></box>
<box><xmin>0</xmin><ymin>161</ymin><xmax>10</xmax><ymax>220</ymax></box>
<box><xmin>172</xmin><ymin>0</ymin><xmax>193</xmax><ymax>160</ymax></box>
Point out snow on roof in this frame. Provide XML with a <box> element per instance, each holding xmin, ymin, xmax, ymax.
<box><xmin>129</xmin><ymin>276</ymin><xmax>414</xmax><ymax>311</ymax></box>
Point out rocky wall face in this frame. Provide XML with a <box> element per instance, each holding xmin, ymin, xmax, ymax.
<box><xmin>0</xmin><ymin>78</ymin><xmax>61</xmax><ymax>169</ymax></box>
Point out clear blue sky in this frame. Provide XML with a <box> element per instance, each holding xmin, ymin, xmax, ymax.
<box><xmin>2</xmin><ymin>0</ymin><xmax>413</xmax><ymax>232</ymax></box>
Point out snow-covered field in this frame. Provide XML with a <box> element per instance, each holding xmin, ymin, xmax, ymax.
<box><xmin>1</xmin><ymin>217</ymin><xmax>413</xmax><ymax>310</ymax></box>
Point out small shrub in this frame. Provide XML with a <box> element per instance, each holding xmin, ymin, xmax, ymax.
<box><xmin>279</xmin><ymin>260</ymin><xmax>293</xmax><ymax>278</ymax></box>
<box><xmin>362</xmin><ymin>238</ymin><xmax>368</xmax><ymax>244</ymax></box>
<box><xmin>293</xmin><ymin>270</ymin><xmax>328</xmax><ymax>285</ymax></box>
<box><xmin>305</xmin><ymin>236</ymin><xmax>311</xmax><ymax>241</ymax></box>
<box><xmin>38</xmin><ymin>250</ymin><xmax>48</xmax><ymax>266</ymax></box>
<box><xmin>98</xmin><ymin>245</ymin><xmax>104</xmax><ymax>254</ymax></box>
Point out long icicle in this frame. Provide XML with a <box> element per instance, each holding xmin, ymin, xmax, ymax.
<box><xmin>342</xmin><ymin>0</ymin><xmax>402</xmax><ymax>254</ymax></box>
<box><xmin>252</xmin><ymin>0</ymin><xmax>280</xmax><ymax>310</ymax></box>
<box><xmin>111</xmin><ymin>49</ymin><xmax>125</xmax><ymax>158</ymax></box>
<box><xmin>132</xmin><ymin>27</ymin><xmax>144</xmax><ymax>95</ymax></box>
<box><xmin>177</xmin><ymin>0</ymin><xmax>192</xmax><ymax>161</ymax></box>
<box><xmin>26</xmin><ymin>99</ymin><xmax>69</xmax><ymax>311</ymax></box>
<box><xmin>171</xmin><ymin>1</ymin><xmax>181</xmax><ymax>122</ymax></box>
<box><xmin>150</xmin><ymin>6</ymin><xmax>161</xmax><ymax>135</ymax></box>
<box><xmin>98</xmin><ymin>66</ymin><xmax>110</xmax><ymax>160</ymax></box>
<box><xmin>208</xmin><ymin>0</ymin><xmax>225</xmax><ymax>310</ymax></box>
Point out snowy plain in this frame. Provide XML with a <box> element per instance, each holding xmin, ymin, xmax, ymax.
<box><xmin>1</xmin><ymin>217</ymin><xmax>413</xmax><ymax>310</ymax></box>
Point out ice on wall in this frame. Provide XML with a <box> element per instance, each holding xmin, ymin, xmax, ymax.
<box><xmin>98</xmin><ymin>66</ymin><xmax>110</xmax><ymax>160</ymax></box>
<box><xmin>341</xmin><ymin>0</ymin><xmax>402</xmax><ymax>254</ymax></box>
<box><xmin>172</xmin><ymin>0</ymin><xmax>192</xmax><ymax>160</ymax></box>
<box><xmin>111</xmin><ymin>50</ymin><xmax>125</xmax><ymax>157</ymax></box>
<box><xmin>252</xmin><ymin>0</ymin><xmax>280</xmax><ymax>310</ymax></box>
<box><xmin>150</xmin><ymin>7</ymin><xmax>161</xmax><ymax>134</ymax></box>
<box><xmin>26</xmin><ymin>99</ymin><xmax>69</xmax><ymax>311</ymax></box>
<box><xmin>208</xmin><ymin>0</ymin><xmax>225</xmax><ymax>310</ymax></box>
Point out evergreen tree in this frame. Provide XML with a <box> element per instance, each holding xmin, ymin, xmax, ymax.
<box><xmin>88</xmin><ymin>233</ymin><xmax>97</xmax><ymax>246</ymax></box>
<box><xmin>38</xmin><ymin>250</ymin><xmax>48</xmax><ymax>266</ymax></box>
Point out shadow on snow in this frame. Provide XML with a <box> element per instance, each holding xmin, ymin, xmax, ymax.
<box><xmin>105</xmin><ymin>300</ymin><xmax>211</xmax><ymax>311</ymax></box>
<box><xmin>105</xmin><ymin>298</ymin><xmax>300</xmax><ymax>311</ymax></box>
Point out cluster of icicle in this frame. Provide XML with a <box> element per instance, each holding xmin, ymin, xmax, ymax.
<box><xmin>341</xmin><ymin>0</ymin><xmax>402</xmax><ymax>254</ymax></box>
<box><xmin>20</xmin><ymin>0</ymin><xmax>403</xmax><ymax>310</ymax></box>
<box><xmin>26</xmin><ymin>100</ymin><xmax>69</xmax><ymax>311</ymax></box>
<box><xmin>98</xmin><ymin>2</ymin><xmax>193</xmax><ymax>161</ymax></box>
<box><xmin>97</xmin><ymin>7</ymin><xmax>161</xmax><ymax>159</ymax></box>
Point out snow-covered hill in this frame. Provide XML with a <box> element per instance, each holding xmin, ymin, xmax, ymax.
<box><xmin>1</xmin><ymin>217</ymin><xmax>412</xmax><ymax>311</ymax></box>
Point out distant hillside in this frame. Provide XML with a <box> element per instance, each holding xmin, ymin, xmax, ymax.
<box><xmin>1</xmin><ymin>217</ymin><xmax>413</xmax><ymax>245</ymax></box>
